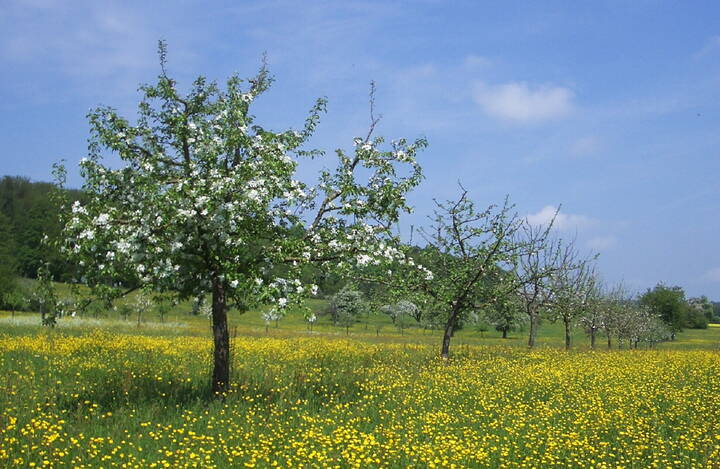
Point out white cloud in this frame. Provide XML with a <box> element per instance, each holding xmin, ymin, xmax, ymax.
<box><xmin>527</xmin><ymin>205</ymin><xmax>595</xmax><ymax>231</ymax></box>
<box><xmin>702</xmin><ymin>267</ymin><xmax>720</xmax><ymax>283</ymax></box>
<box><xmin>472</xmin><ymin>81</ymin><xmax>574</xmax><ymax>123</ymax></box>
<box><xmin>586</xmin><ymin>235</ymin><xmax>617</xmax><ymax>251</ymax></box>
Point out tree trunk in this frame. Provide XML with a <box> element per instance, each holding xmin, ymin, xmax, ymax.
<box><xmin>502</xmin><ymin>328</ymin><xmax>508</xmax><ymax>339</ymax></box>
<box><xmin>211</xmin><ymin>278</ymin><xmax>230</xmax><ymax>395</ymax></box>
<box><xmin>528</xmin><ymin>313</ymin><xmax>538</xmax><ymax>348</ymax></box>
<box><xmin>441</xmin><ymin>308</ymin><xmax>459</xmax><ymax>358</ymax></box>
<box><xmin>607</xmin><ymin>334</ymin><xmax>612</xmax><ymax>349</ymax></box>
<box><xmin>590</xmin><ymin>329</ymin><xmax>596</xmax><ymax>348</ymax></box>
<box><xmin>564</xmin><ymin>319</ymin><xmax>571</xmax><ymax>350</ymax></box>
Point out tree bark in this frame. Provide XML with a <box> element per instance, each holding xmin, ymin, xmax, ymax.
<box><xmin>528</xmin><ymin>312</ymin><xmax>539</xmax><ymax>348</ymax></box>
<box><xmin>211</xmin><ymin>278</ymin><xmax>230</xmax><ymax>395</ymax></box>
<box><xmin>564</xmin><ymin>319</ymin><xmax>571</xmax><ymax>350</ymax></box>
<box><xmin>590</xmin><ymin>329</ymin><xmax>596</xmax><ymax>348</ymax></box>
<box><xmin>441</xmin><ymin>307</ymin><xmax>460</xmax><ymax>358</ymax></box>
<box><xmin>502</xmin><ymin>328</ymin><xmax>508</xmax><ymax>339</ymax></box>
<box><xmin>607</xmin><ymin>334</ymin><xmax>612</xmax><ymax>349</ymax></box>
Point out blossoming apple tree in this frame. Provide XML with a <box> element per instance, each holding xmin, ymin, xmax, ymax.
<box><xmin>58</xmin><ymin>43</ymin><xmax>426</xmax><ymax>394</ymax></box>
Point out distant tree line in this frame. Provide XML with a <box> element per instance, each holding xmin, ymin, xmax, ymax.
<box><xmin>0</xmin><ymin>176</ymin><xmax>82</xmax><ymax>309</ymax></box>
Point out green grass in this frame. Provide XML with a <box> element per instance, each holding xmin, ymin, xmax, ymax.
<box><xmin>7</xmin><ymin>277</ymin><xmax>718</xmax><ymax>352</ymax></box>
<box><xmin>3</xmin><ymin>301</ymin><xmax>719</xmax><ymax>351</ymax></box>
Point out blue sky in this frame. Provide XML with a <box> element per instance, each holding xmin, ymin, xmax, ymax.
<box><xmin>1</xmin><ymin>0</ymin><xmax>719</xmax><ymax>298</ymax></box>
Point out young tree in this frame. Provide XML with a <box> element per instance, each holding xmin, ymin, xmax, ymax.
<box><xmin>579</xmin><ymin>278</ymin><xmax>605</xmax><ymax>348</ymax></box>
<box><xmin>57</xmin><ymin>43</ymin><xmax>426</xmax><ymax>394</ymax></box>
<box><xmin>409</xmin><ymin>190</ymin><xmax>525</xmax><ymax>358</ymax></box>
<box><xmin>33</xmin><ymin>264</ymin><xmax>59</xmax><ymax>327</ymax></box>
<box><xmin>599</xmin><ymin>282</ymin><xmax>633</xmax><ymax>349</ymax></box>
<box><xmin>261</xmin><ymin>308</ymin><xmax>282</xmax><ymax>332</ymax></box>
<box><xmin>381</xmin><ymin>300</ymin><xmax>419</xmax><ymax>325</ymax></box>
<box><xmin>511</xmin><ymin>221</ymin><xmax>565</xmax><ymax>348</ymax></box>
<box><xmin>154</xmin><ymin>295</ymin><xmax>175</xmax><ymax>323</ymax></box>
<box><xmin>134</xmin><ymin>291</ymin><xmax>153</xmax><ymax>326</ymax></box>
<box><xmin>306</xmin><ymin>312</ymin><xmax>317</xmax><ymax>332</ymax></box>
<box><xmin>330</xmin><ymin>287</ymin><xmax>365</xmax><ymax>335</ymax></box>
<box><xmin>384</xmin><ymin>300</ymin><xmax>418</xmax><ymax>334</ymax></box>
<box><xmin>484</xmin><ymin>295</ymin><xmax>525</xmax><ymax>339</ymax></box>
<box><xmin>548</xmin><ymin>248</ymin><xmax>597</xmax><ymax>350</ymax></box>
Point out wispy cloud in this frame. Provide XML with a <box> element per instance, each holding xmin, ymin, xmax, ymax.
<box><xmin>526</xmin><ymin>205</ymin><xmax>595</xmax><ymax>231</ymax></box>
<box><xmin>472</xmin><ymin>81</ymin><xmax>574</xmax><ymax>123</ymax></box>
<box><xmin>1</xmin><ymin>2</ymin><xmax>153</xmax><ymax>73</ymax></box>
<box><xmin>587</xmin><ymin>235</ymin><xmax>617</xmax><ymax>251</ymax></box>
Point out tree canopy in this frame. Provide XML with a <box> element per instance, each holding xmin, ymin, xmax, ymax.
<box><xmin>56</xmin><ymin>42</ymin><xmax>426</xmax><ymax>393</ymax></box>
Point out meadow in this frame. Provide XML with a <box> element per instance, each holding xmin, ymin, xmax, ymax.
<box><xmin>1</xmin><ymin>304</ymin><xmax>720</xmax><ymax>468</ymax></box>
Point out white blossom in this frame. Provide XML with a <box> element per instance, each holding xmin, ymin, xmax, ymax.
<box><xmin>95</xmin><ymin>213</ymin><xmax>110</xmax><ymax>226</ymax></box>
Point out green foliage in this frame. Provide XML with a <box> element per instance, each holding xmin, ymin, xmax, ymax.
<box><xmin>688</xmin><ymin>296</ymin><xmax>713</xmax><ymax>328</ymax></box>
<box><xmin>640</xmin><ymin>284</ymin><xmax>690</xmax><ymax>335</ymax></box>
<box><xmin>0</xmin><ymin>175</ymin><xmax>82</xmax><ymax>281</ymax></box>
<box><xmin>686</xmin><ymin>306</ymin><xmax>709</xmax><ymax>329</ymax></box>
<box><xmin>0</xmin><ymin>211</ymin><xmax>18</xmax><ymax>308</ymax></box>
<box><xmin>484</xmin><ymin>295</ymin><xmax>525</xmax><ymax>337</ymax></box>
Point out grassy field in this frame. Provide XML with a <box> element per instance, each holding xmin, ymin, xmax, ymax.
<box><xmin>1</xmin><ymin>290</ymin><xmax>720</xmax><ymax>467</ymax></box>
<box><xmin>3</xmin><ymin>298</ymin><xmax>720</xmax><ymax>350</ymax></box>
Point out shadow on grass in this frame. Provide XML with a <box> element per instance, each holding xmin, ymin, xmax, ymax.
<box><xmin>55</xmin><ymin>374</ymin><xmax>216</xmax><ymax>414</ymax></box>
<box><xmin>53</xmin><ymin>363</ymin><xmax>367</xmax><ymax>416</ymax></box>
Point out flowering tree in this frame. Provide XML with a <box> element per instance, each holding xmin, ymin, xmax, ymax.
<box><xmin>57</xmin><ymin>43</ymin><xmax>426</xmax><ymax>394</ymax></box>
<box><xmin>579</xmin><ymin>279</ymin><xmax>606</xmax><ymax>348</ymax></box>
<box><xmin>261</xmin><ymin>308</ymin><xmax>282</xmax><ymax>332</ymax></box>
<box><xmin>380</xmin><ymin>300</ymin><xmax>419</xmax><ymax>334</ymax></box>
<box><xmin>306</xmin><ymin>312</ymin><xmax>317</xmax><ymax>332</ymax></box>
<box><xmin>329</xmin><ymin>287</ymin><xmax>365</xmax><ymax>334</ymax></box>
